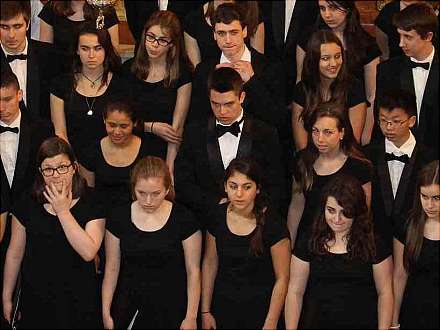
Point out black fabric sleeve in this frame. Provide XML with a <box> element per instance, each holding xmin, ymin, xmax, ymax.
<box><xmin>183</xmin><ymin>7</ymin><xmax>201</xmax><ymax>38</ymax></box>
<box><xmin>83</xmin><ymin>188</ymin><xmax>106</xmax><ymax>222</ymax></box>
<box><xmin>50</xmin><ymin>74</ymin><xmax>72</xmax><ymax>100</ymax></box>
<box><xmin>79</xmin><ymin>140</ymin><xmax>99</xmax><ymax>172</ymax></box>
<box><xmin>347</xmin><ymin>78</ymin><xmax>367</xmax><ymax>108</ymax></box>
<box><xmin>106</xmin><ymin>204</ymin><xmax>128</xmax><ymax>238</ymax></box>
<box><xmin>350</xmin><ymin>158</ymin><xmax>373</xmax><ymax>185</ymax></box>
<box><xmin>103</xmin><ymin>7</ymin><xmax>119</xmax><ymax>28</ymax></box>
<box><xmin>292</xmin><ymin>81</ymin><xmax>306</xmax><ymax>107</ymax></box>
<box><xmin>11</xmin><ymin>191</ymin><xmax>32</xmax><ymax>227</ymax></box>
<box><xmin>292</xmin><ymin>231</ymin><xmax>311</xmax><ymax>262</ymax></box>
<box><xmin>263</xmin><ymin>211</ymin><xmax>290</xmax><ymax>248</ymax></box>
<box><xmin>177</xmin><ymin>204</ymin><xmax>200</xmax><ymax>241</ymax></box>
<box><xmin>373</xmin><ymin>233</ymin><xmax>392</xmax><ymax>264</ymax></box>
<box><xmin>176</xmin><ymin>62</ymin><xmax>193</xmax><ymax>88</ymax></box>
<box><xmin>394</xmin><ymin>219</ymin><xmax>407</xmax><ymax>244</ymax></box>
<box><xmin>363</xmin><ymin>34</ymin><xmax>382</xmax><ymax>65</ymax></box>
<box><xmin>38</xmin><ymin>1</ymin><xmax>55</xmax><ymax>25</ymax></box>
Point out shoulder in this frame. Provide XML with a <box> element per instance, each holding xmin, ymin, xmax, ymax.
<box><xmin>378</xmin><ymin>55</ymin><xmax>407</xmax><ymax>71</ymax></box>
<box><xmin>362</xmin><ymin>141</ymin><xmax>384</xmax><ymax>162</ymax></box>
<box><xmin>194</xmin><ymin>58</ymin><xmax>216</xmax><ymax>76</ymax></box>
<box><xmin>247</xmin><ymin>116</ymin><xmax>277</xmax><ymax>136</ymax></box>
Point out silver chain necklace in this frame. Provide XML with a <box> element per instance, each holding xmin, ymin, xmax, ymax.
<box><xmin>85</xmin><ymin>96</ymin><xmax>97</xmax><ymax>116</ymax></box>
<box><xmin>81</xmin><ymin>72</ymin><xmax>103</xmax><ymax>89</ymax></box>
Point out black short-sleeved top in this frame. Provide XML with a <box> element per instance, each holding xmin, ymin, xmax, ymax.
<box><xmin>81</xmin><ymin>139</ymin><xmax>152</xmax><ymax>213</ymax></box>
<box><xmin>208</xmin><ymin>203</ymin><xmax>289</xmax><ymax>301</ymax></box>
<box><xmin>293</xmin><ymin>232</ymin><xmax>391</xmax><ymax>329</ymax></box>
<box><xmin>39</xmin><ymin>1</ymin><xmax>119</xmax><ymax>57</ymax></box>
<box><xmin>395</xmin><ymin>227</ymin><xmax>439</xmax><ymax>329</ymax></box>
<box><xmin>122</xmin><ymin>60</ymin><xmax>192</xmax><ymax>159</ymax></box>
<box><xmin>50</xmin><ymin>73</ymin><xmax>130</xmax><ymax>163</ymax></box>
<box><xmin>374</xmin><ymin>0</ymin><xmax>404</xmax><ymax>59</ymax></box>
<box><xmin>296</xmin><ymin>155</ymin><xmax>372</xmax><ymax>235</ymax></box>
<box><xmin>11</xmin><ymin>188</ymin><xmax>105</xmax><ymax>329</ymax></box>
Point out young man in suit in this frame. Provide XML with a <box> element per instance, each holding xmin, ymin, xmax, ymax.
<box><xmin>374</xmin><ymin>3</ymin><xmax>438</xmax><ymax>152</ymax></box>
<box><xmin>365</xmin><ymin>89</ymin><xmax>435</xmax><ymax>247</ymax></box>
<box><xmin>175</xmin><ymin>67</ymin><xmax>287</xmax><ymax>226</ymax></box>
<box><xmin>0</xmin><ymin>1</ymin><xmax>56</xmax><ymax>120</ymax></box>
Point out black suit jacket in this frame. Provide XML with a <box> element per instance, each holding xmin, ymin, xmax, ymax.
<box><xmin>1</xmin><ymin>40</ymin><xmax>57</xmax><ymax>120</ymax></box>
<box><xmin>261</xmin><ymin>0</ymin><xmax>318</xmax><ymax>104</ymax></box>
<box><xmin>375</xmin><ymin>52</ymin><xmax>439</xmax><ymax>152</ymax></box>
<box><xmin>0</xmin><ymin>112</ymin><xmax>54</xmax><ymax>208</ymax></box>
<box><xmin>364</xmin><ymin>139</ymin><xmax>436</xmax><ymax>246</ymax></box>
<box><xmin>174</xmin><ymin>114</ymin><xmax>286</xmax><ymax>223</ymax></box>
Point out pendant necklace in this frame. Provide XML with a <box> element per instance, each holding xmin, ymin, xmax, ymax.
<box><xmin>85</xmin><ymin>96</ymin><xmax>97</xmax><ymax>116</ymax></box>
<box><xmin>81</xmin><ymin>72</ymin><xmax>103</xmax><ymax>89</ymax></box>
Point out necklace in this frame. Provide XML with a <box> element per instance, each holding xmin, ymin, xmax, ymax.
<box><xmin>85</xmin><ymin>96</ymin><xmax>96</xmax><ymax>116</ymax></box>
<box><xmin>81</xmin><ymin>72</ymin><xmax>103</xmax><ymax>89</ymax></box>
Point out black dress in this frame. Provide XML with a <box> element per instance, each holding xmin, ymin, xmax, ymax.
<box><xmin>122</xmin><ymin>61</ymin><xmax>192</xmax><ymax>159</ymax></box>
<box><xmin>295</xmin><ymin>155</ymin><xmax>372</xmax><ymax>237</ymax></box>
<box><xmin>107</xmin><ymin>203</ymin><xmax>199</xmax><ymax>329</ymax></box>
<box><xmin>11</xmin><ymin>189</ymin><xmax>105</xmax><ymax>329</ymax></box>
<box><xmin>293</xmin><ymin>233</ymin><xmax>391</xmax><ymax>329</ymax></box>
<box><xmin>208</xmin><ymin>203</ymin><xmax>289</xmax><ymax>329</ymax></box>
<box><xmin>50</xmin><ymin>73</ymin><xmax>130</xmax><ymax>164</ymax></box>
<box><xmin>395</xmin><ymin>227</ymin><xmax>439</xmax><ymax>329</ymax></box>
<box><xmin>374</xmin><ymin>0</ymin><xmax>404</xmax><ymax>59</ymax></box>
<box><xmin>81</xmin><ymin>139</ymin><xmax>152</xmax><ymax>214</ymax></box>
<box><xmin>39</xmin><ymin>1</ymin><xmax>119</xmax><ymax>74</ymax></box>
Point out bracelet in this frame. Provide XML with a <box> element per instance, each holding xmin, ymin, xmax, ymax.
<box><xmin>390</xmin><ymin>324</ymin><xmax>400</xmax><ymax>329</ymax></box>
<box><xmin>201</xmin><ymin>311</ymin><xmax>210</xmax><ymax>314</ymax></box>
<box><xmin>150</xmin><ymin>122</ymin><xmax>155</xmax><ymax>133</ymax></box>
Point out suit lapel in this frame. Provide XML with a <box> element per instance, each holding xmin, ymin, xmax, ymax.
<box><xmin>236</xmin><ymin>117</ymin><xmax>252</xmax><ymax>159</ymax></box>
<box><xmin>272</xmin><ymin>1</ymin><xmax>285</xmax><ymax>51</ymax></box>
<box><xmin>393</xmin><ymin>144</ymin><xmax>417</xmax><ymax>215</ymax></box>
<box><xmin>377</xmin><ymin>143</ymin><xmax>394</xmax><ymax>217</ymax></box>
<box><xmin>419</xmin><ymin>52</ymin><xmax>438</xmax><ymax>133</ymax></box>
<box><xmin>26</xmin><ymin>41</ymin><xmax>40</xmax><ymax>118</ymax></box>
<box><xmin>11</xmin><ymin>116</ymin><xmax>31</xmax><ymax>194</ymax></box>
<box><xmin>206</xmin><ymin>117</ymin><xmax>225</xmax><ymax>188</ymax></box>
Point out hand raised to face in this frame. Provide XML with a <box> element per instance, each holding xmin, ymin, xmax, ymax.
<box><xmin>43</xmin><ymin>182</ymin><xmax>73</xmax><ymax>216</ymax></box>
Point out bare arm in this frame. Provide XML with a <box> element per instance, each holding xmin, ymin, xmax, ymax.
<box><xmin>181</xmin><ymin>230</ymin><xmax>202</xmax><ymax>329</ymax></box>
<box><xmin>284</xmin><ymin>255</ymin><xmax>310</xmax><ymax>329</ymax></box>
<box><xmin>50</xmin><ymin>94</ymin><xmax>68</xmax><ymax>142</ymax></box>
<box><xmin>287</xmin><ymin>179</ymin><xmax>305</xmax><ymax>247</ymax></box>
<box><xmin>361</xmin><ymin>57</ymin><xmax>380</xmax><ymax>146</ymax></box>
<box><xmin>296</xmin><ymin>45</ymin><xmax>306</xmax><ymax>83</ymax></box>
<box><xmin>362</xmin><ymin>182</ymin><xmax>372</xmax><ymax>210</ymax></box>
<box><xmin>0</xmin><ymin>212</ymin><xmax>7</xmax><ymax>243</ymax></box>
<box><xmin>292</xmin><ymin>102</ymin><xmax>307</xmax><ymax>151</ymax></box>
<box><xmin>2</xmin><ymin>217</ymin><xmax>26</xmax><ymax>323</ymax></box>
<box><xmin>349</xmin><ymin>102</ymin><xmax>367</xmax><ymax>144</ymax></box>
<box><xmin>264</xmin><ymin>238</ymin><xmax>291</xmax><ymax>329</ymax></box>
<box><xmin>107</xmin><ymin>24</ymin><xmax>120</xmax><ymax>54</ymax></box>
<box><xmin>166</xmin><ymin>82</ymin><xmax>192</xmax><ymax>176</ymax></box>
<box><xmin>250</xmin><ymin>22</ymin><xmax>265</xmax><ymax>54</ymax></box>
<box><xmin>375</xmin><ymin>27</ymin><xmax>389</xmax><ymax>62</ymax></box>
<box><xmin>373</xmin><ymin>256</ymin><xmax>394</xmax><ymax>330</ymax></box>
<box><xmin>101</xmin><ymin>230</ymin><xmax>121</xmax><ymax>330</ymax></box>
<box><xmin>184</xmin><ymin>32</ymin><xmax>201</xmax><ymax>68</ymax></box>
<box><xmin>201</xmin><ymin>231</ymin><xmax>218</xmax><ymax>329</ymax></box>
<box><xmin>392</xmin><ymin>238</ymin><xmax>408</xmax><ymax>328</ymax></box>
<box><xmin>39</xmin><ymin>19</ymin><xmax>54</xmax><ymax>44</ymax></box>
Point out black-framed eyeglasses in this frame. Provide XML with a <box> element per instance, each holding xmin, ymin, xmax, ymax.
<box><xmin>40</xmin><ymin>164</ymin><xmax>73</xmax><ymax>177</ymax></box>
<box><xmin>378</xmin><ymin>117</ymin><xmax>411</xmax><ymax>128</ymax></box>
<box><xmin>145</xmin><ymin>33</ymin><xmax>172</xmax><ymax>47</ymax></box>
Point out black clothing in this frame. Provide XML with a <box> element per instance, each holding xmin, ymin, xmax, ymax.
<box><xmin>122</xmin><ymin>59</ymin><xmax>192</xmax><ymax>159</ymax></box>
<box><xmin>395</xmin><ymin>229</ymin><xmax>439</xmax><ymax>329</ymax></box>
<box><xmin>106</xmin><ymin>203</ymin><xmax>199</xmax><ymax>329</ymax></box>
<box><xmin>81</xmin><ymin>139</ymin><xmax>152</xmax><ymax>214</ymax></box>
<box><xmin>39</xmin><ymin>1</ymin><xmax>119</xmax><ymax>75</ymax></box>
<box><xmin>11</xmin><ymin>189</ymin><xmax>105</xmax><ymax>329</ymax></box>
<box><xmin>374</xmin><ymin>53</ymin><xmax>439</xmax><ymax>152</ymax></box>
<box><xmin>294</xmin><ymin>233</ymin><xmax>391</xmax><ymax>329</ymax></box>
<box><xmin>208</xmin><ymin>203</ymin><xmax>289</xmax><ymax>329</ymax></box>
<box><xmin>374</xmin><ymin>0</ymin><xmax>404</xmax><ymax>59</ymax></box>
<box><xmin>50</xmin><ymin>73</ymin><xmax>130</xmax><ymax>164</ymax></box>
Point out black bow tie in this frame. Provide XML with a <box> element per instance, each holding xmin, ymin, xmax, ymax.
<box><xmin>216</xmin><ymin>119</ymin><xmax>243</xmax><ymax>138</ymax></box>
<box><xmin>385</xmin><ymin>152</ymin><xmax>409</xmax><ymax>164</ymax></box>
<box><xmin>409</xmin><ymin>60</ymin><xmax>429</xmax><ymax>70</ymax></box>
<box><xmin>0</xmin><ymin>125</ymin><xmax>19</xmax><ymax>134</ymax></box>
<box><xmin>6</xmin><ymin>54</ymin><xmax>27</xmax><ymax>62</ymax></box>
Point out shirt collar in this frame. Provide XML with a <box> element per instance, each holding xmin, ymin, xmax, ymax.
<box><xmin>216</xmin><ymin>109</ymin><xmax>244</xmax><ymax>126</ymax></box>
<box><xmin>1</xmin><ymin>37</ymin><xmax>28</xmax><ymax>56</ymax></box>
<box><xmin>220</xmin><ymin>45</ymin><xmax>251</xmax><ymax>64</ymax></box>
<box><xmin>385</xmin><ymin>131</ymin><xmax>416</xmax><ymax>158</ymax></box>
<box><xmin>410</xmin><ymin>46</ymin><xmax>435</xmax><ymax>65</ymax></box>
<box><xmin>0</xmin><ymin>110</ymin><xmax>21</xmax><ymax>129</ymax></box>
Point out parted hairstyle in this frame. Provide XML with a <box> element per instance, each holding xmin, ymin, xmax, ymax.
<box><xmin>393</xmin><ymin>2</ymin><xmax>438</xmax><ymax>39</ymax></box>
<box><xmin>131</xmin><ymin>156</ymin><xmax>175</xmax><ymax>202</ymax></box>
<box><xmin>403</xmin><ymin>160</ymin><xmax>439</xmax><ymax>272</ymax></box>
<box><xmin>224</xmin><ymin>158</ymin><xmax>269</xmax><ymax>256</ymax></box>
<box><xmin>301</xmin><ymin>30</ymin><xmax>351</xmax><ymax>125</ymax></box>
<box><xmin>207</xmin><ymin>67</ymin><xmax>244</xmax><ymax>96</ymax></box>
<box><xmin>132</xmin><ymin>10</ymin><xmax>191</xmax><ymax>87</ymax></box>
<box><xmin>32</xmin><ymin>136</ymin><xmax>86</xmax><ymax>203</ymax></box>
<box><xmin>377</xmin><ymin>89</ymin><xmax>417</xmax><ymax>118</ymax></box>
<box><xmin>0</xmin><ymin>0</ymin><xmax>30</xmax><ymax>24</ymax></box>
<box><xmin>103</xmin><ymin>100</ymin><xmax>143</xmax><ymax>136</ymax></box>
<box><xmin>294</xmin><ymin>101</ymin><xmax>370</xmax><ymax>193</ymax></box>
<box><xmin>0</xmin><ymin>69</ymin><xmax>20</xmax><ymax>91</ymax></box>
<box><xmin>309</xmin><ymin>174</ymin><xmax>376</xmax><ymax>262</ymax></box>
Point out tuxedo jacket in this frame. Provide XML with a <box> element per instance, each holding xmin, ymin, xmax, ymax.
<box><xmin>0</xmin><ymin>112</ymin><xmax>54</xmax><ymax>208</ymax></box>
<box><xmin>261</xmin><ymin>0</ymin><xmax>318</xmax><ymax>104</ymax></box>
<box><xmin>1</xmin><ymin>40</ymin><xmax>57</xmax><ymax>120</ymax></box>
<box><xmin>174</xmin><ymin>115</ymin><xmax>286</xmax><ymax>223</ymax></box>
<box><xmin>374</xmin><ymin>52</ymin><xmax>439</xmax><ymax>152</ymax></box>
<box><xmin>187</xmin><ymin>48</ymin><xmax>288</xmax><ymax>141</ymax></box>
<box><xmin>364</xmin><ymin>139</ymin><xmax>436</xmax><ymax>246</ymax></box>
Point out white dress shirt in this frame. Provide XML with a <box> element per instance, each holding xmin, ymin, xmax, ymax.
<box><xmin>30</xmin><ymin>0</ymin><xmax>44</xmax><ymax>41</ymax></box>
<box><xmin>285</xmin><ymin>0</ymin><xmax>296</xmax><ymax>42</ymax></box>
<box><xmin>158</xmin><ymin>0</ymin><xmax>169</xmax><ymax>11</ymax></box>
<box><xmin>385</xmin><ymin>131</ymin><xmax>416</xmax><ymax>198</ymax></box>
<box><xmin>1</xmin><ymin>39</ymin><xmax>28</xmax><ymax>105</ymax></box>
<box><xmin>216</xmin><ymin>110</ymin><xmax>244</xmax><ymax>169</ymax></box>
<box><xmin>220</xmin><ymin>45</ymin><xmax>252</xmax><ymax>64</ymax></box>
<box><xmin>410</xmin><ymin>47</ymin><xmax>435</xmax><ymax>121</ymax></box>
<box><xmin>0</xmin><ymin>112</ymin><xmax>21</xmax><ymax>187</ymax></box>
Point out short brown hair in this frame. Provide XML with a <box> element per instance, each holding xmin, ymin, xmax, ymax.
<box><xmin>0</xmin><ymin>69</ymin><xmax>20</xmax><ymax>91</ymax></box>
<box><xmin>212</xmin><ymin>3</ymin><xmax>246</xmax><ymax>30</ymax></box>
<box><xmin>0</xmin><ymin>1</ymin><xmax>30</xmax><ymax>24</ymax></box>
<box><xmin>207</xmin><ymin>67</ymin><xmax>244</xmax><ymax>96</ymax></box>
<box><xmin>393</xmin><ymin>3</ymin><xmax>438</xmax><ymax>39</ymax></box>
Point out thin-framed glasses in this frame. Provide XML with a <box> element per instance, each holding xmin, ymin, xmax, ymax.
<box><xmin>40</xmin><ymin>164</ymin><xmax>73</xmax><ymax>177</ymax></box>
<box><xmin>378</xmin><ymin>117</ymin><xmax>411</xmax><ymax>128</ymax></box>
<box><xmin>145</xmin><ymin>33</ymin><xmax>172</xmax><ymax>47</ymax></box>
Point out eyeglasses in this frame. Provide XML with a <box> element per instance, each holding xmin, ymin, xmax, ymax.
<box><xmin>378</xmin><ymin>117</ymin><xmax>411</xmax><ymax>128</ymax></box>
<box><xmin>40</xmin><ymin>164</ymin><xmax>73</xmax><ymax>177</ymax></box>
<box><xmin>145</xmin><ymin>33</ymin><xmax>172</xmax><ymax>47</ymax></box>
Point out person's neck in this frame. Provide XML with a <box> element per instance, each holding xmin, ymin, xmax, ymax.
<box><xmin>413</xmin><ymin>44</ymin><xmax>434</xmax><ymax>62</ymax></box>
<box><xmin>229</xmin><ymin>203</ymin><xmax>254</xmax><ymax>219</ymax></box>
<box><xmin>319</xmin><ymin>148</ymin><xmax>344</xmax><ymax>161</ymax></box>
<box><xmin>391</xmin><ymin>131</ymin><xmax>411</xmax><ymax>149</ymax></box>
<box><xmin>82</xmin><ymin>65</ymin><xmax>104</xmax><ymax>79</ymax></box>
<box><xmin>149</xmin><ymin>55</ymin><xmax>167</xmax><ymax>68</ymax></box>
<box><xmin>108</xmin><ymin>135</ymin><xmax>135</xmax><ymax>149</ymax></box>
<box><xmin>333</xmin><ymin>231</ymin><xmax>349</xmax><ymax>245</ymax></box>
<box><xmin>226</xmin><ymin>44</ymin><xmax>245</xmax><ymax>64</ymax></box>
<box><xmin>70</xmin><ymin>0</ymin><xmax>85</xmax><ymax>12</ymax></box>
